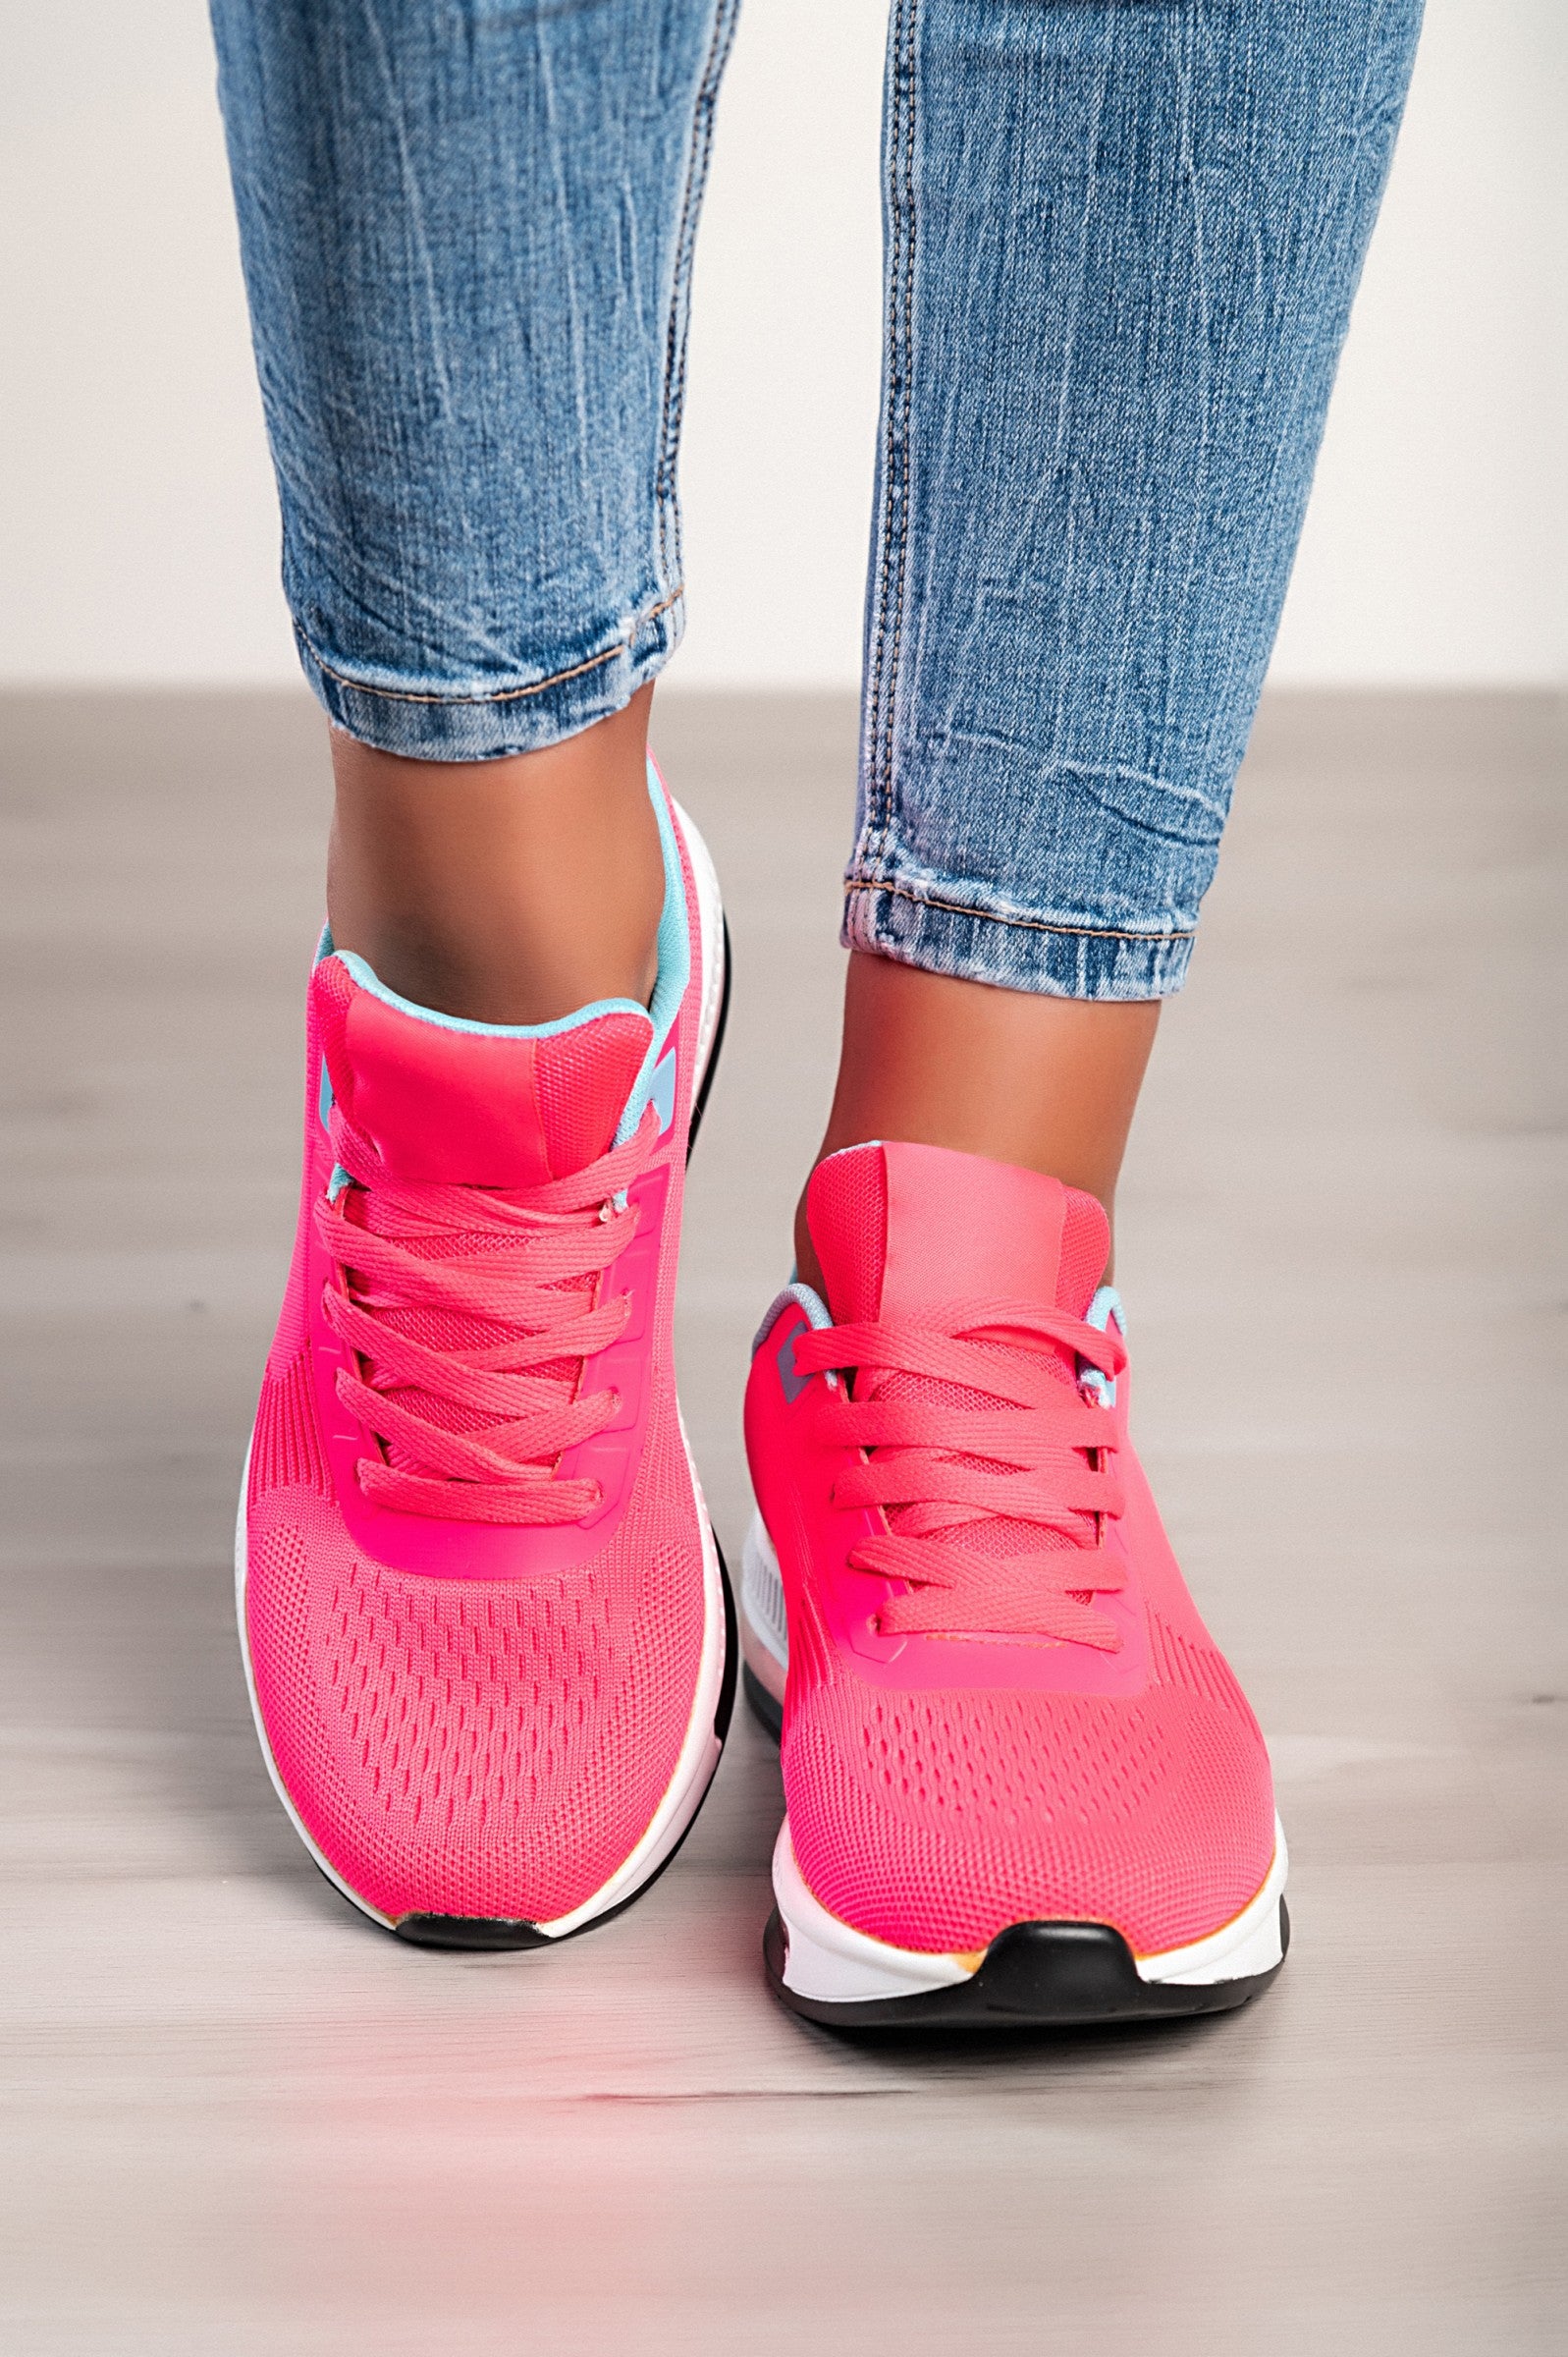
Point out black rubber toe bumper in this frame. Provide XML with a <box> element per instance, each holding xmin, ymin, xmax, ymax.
<box><xmin>764</xmin><ymin>1897</ymin><xmax>1288</xmax><ymax>2030</ymax></box>
<box><xmin>396</xmin><ymin>1912</ymin><xmax>552</xmax><ymax>1949</ymax></box>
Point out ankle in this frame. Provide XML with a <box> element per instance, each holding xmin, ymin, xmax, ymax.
<box><xmin>325</xmin><ymin>686</ymin><xmax>663</xmax><ymax>1024</ymax></box>
<box><xmin>794</xmin><ymin>953</ymin><xmax>1160</xmax><ymax>1294</ymax></box>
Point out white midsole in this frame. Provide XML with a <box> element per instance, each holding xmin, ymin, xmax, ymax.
<box><xmin>236</xmin><ymin>799</ymin><xmax>730</xmax><ymax>1941</ymax></box>
<box><xmin>775</xmin><ymin>1819</ymin><xmax>1289</xmax><ymax>2005</ymax></box>
<box><xmin>740</xmin><ymin>1516</ymin><xmax>1288</xmax><ymax>2004</ymax></box>
<box><xmin>673</xmin><ymin>797</ymin><xmax>728</xmax><ymax>1093</ymax></box>
<box><xmin>740</xmin><ymin>1507</ymin><xmax>789</xmax><ymax>1701</ymax></box>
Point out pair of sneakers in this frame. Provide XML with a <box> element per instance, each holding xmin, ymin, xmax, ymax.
<box><xmin>239</xmin><ymin>768</ymin><xmax>1286</xmax><ymax>2027</ymax></box>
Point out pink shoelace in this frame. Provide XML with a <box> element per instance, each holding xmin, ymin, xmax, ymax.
<box><xmin>314</xmin><ymin>1101</ymin><xmax>661</xmax><ymax>1524</ymax></box>
<box><xmin>791</xmin><ymin>1299</ymin><xmax>1129</xmax><ymax>1647</ymax></box>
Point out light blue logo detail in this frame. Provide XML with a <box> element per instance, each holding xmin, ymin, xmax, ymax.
<box><xmin>650</xmin><ymin>1047</ymin><xmax>677</xmax><ymax>1136</ymax></box>
<box><xmin>777</xmin><ymin>1329</ymin><xmax>811</xmax><ymax>1404</ymax></box>
<box><xmin>1080</xmin><ymin>1283</ymin><xmax>1124</xmax><ymax>1405</ymax></box>
<box><xmin>318</xmin><ymin>1061</ymin><xmax>334</xmax><ymax>1132</ymax></box>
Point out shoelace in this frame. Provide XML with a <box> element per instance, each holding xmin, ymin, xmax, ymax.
<box><xmin>314</xmin><ymin>1101</ymin><xmax>661</xmax><ymax>1524</ymax></box>
<box><xmin>791</xmin><ymin>1297</ymin><xmax>1129</xmax><ymax>1648</ymax></box>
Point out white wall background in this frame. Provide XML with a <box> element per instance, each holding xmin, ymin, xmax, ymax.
<box><xmin>1</xmin><ymin>0</ymin><xmax>1561</xmax><ymax>691</ymax></box>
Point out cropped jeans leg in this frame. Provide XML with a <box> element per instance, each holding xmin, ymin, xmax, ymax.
<box><xmin>844</xmin><ymin>0</ymin><xmax>1424</xmax><ymax>999</ymax></box>
<box><xmin>213</xmin><ymin>0</ymin><xmax>1422</xmax><ymax>975</ymax></box>
<box><xmin>209</xmin><ymin>0</ymin><xmax>738</xmax><ymax>759</ymax></box>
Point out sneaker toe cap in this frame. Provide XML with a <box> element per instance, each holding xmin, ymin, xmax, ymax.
<box><xmin>784</xmin><ymin>1673</ymin><xmax>1276</xmax><ymax>1958</ymax></box>
<box><xmin>243</xmin><ymin>1511</ymin><xmax>702</xmax><ymax>1927</ymax></box>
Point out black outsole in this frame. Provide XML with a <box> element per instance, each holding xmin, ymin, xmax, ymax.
<box><xmin>763</xmin><ymin>1895</ymin><xmax>1289</xmax><ymax>2032</ymax></box>
<box><xmin>394</xmin><ymin>1910</ymin><xmax>554</xmax><ymax>1951</ymax></box>
<box><xmin>395</xmin><ymin>1537</ymin><xmax>738</xmax><ymax>1951</ymax></box>
<box><xmin>685</xmin><ymin>916</ymin><xmax>730</xmax><ymax>1156</ymax></box>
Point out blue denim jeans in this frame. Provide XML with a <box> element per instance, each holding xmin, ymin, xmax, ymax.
<box><xmin>211</xmin><ymin>0</ymin><xmax>1421</xmax><ymax>999</ymax></box>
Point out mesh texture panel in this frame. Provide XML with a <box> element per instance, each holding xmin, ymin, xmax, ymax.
<box><xmin>535</xmin><ymin>1015</ymin><xmax>650</xmax><ymax>1173</ymax></box>
<box><xmin>784</xmin><ymin>1671</ymin><xmax>1274</xmax><ymax>1956</ymax></box>
<box><xmin>249</xmin><ymin>1350</ymin><xmax>330</xmax><ymax>1502</ymax></box>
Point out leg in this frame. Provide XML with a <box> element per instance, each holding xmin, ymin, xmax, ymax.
<box><xmin>800</xmin><ymin>959</ymin><xmax>1158</xmax><ymax>1282</ymax></box>
<box><xmin>211</xmin><ymin>0</ymin><xmax>737</xmax><ymax>1018</ymax></box>
<box><xmin>326</xmin><ymin>688</ymin><xmax>662</xmax><ymax>1022</ymax></box>
<box><xmin>748</xmin><ymin>0</ymin><xmax>1423</xmax><ymax>2031</ymax></box>
<box><xmin>821</xmin><ymin>958</ymin><xmax>1159</xmax><ymax>1203</ymax></box>
<box><xmin>798</xmin><ymin>0</ymin><xmax>1425</xmax><ymax>1282</ymax></box>
<box><xmin>218</xmin><ymin>1</ymin><xmax>744</xmax><ymax>1946</ymax></box>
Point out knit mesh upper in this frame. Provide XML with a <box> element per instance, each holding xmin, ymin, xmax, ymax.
<box><xmin>784</xmin><ymin>1642</ymin><xmax>1273</xmax><ymax>1956</ymax></box>
<box><xmin>245</xmin><ymin>1380</ymin><xmax>703</xmax><ymax>1921</ymax></box>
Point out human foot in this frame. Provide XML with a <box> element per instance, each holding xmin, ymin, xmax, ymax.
<box><xmin>743</xmin><ymin>1140</ymin><xmax>1286</xmax><ymax>2027</ymax></box>
<box><xmin>239</xmin><ymin>765</ymin><xmax>734</xmax><ymax>1945</ymax></box>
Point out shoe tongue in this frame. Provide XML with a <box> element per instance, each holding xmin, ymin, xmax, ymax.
<box><xmin>806</xmin><ymin>1140</ymin><xmax>1108</xmax><ymax>1326</ymax></box>
<box><xmin>806</xmin><ymin>1141</ymin><xmax>1111</xmax><ymax>1588</ymax></box>
<box><xmin>311</xmin><ymin>953</ymin><xmax>654</xmax><ymax>1186</ymax></box>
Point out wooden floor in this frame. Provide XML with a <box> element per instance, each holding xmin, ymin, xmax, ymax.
<box><xmin>1</xmin><ymin>688</ymin><xmax>1562</xmax><ymax>2354</ymax></box>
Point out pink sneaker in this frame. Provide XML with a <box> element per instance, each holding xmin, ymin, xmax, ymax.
<box><xmin>238</xmin><ymin>768</ymin><xmax>733</xmax><ymax>1946</ymax></box>
<box><xmin>742</xmin><ymin>1140</ymin><xmax>1287</xmax><ymax>2027</ymax></box>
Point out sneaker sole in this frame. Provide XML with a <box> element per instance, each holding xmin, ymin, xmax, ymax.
<box><xmin>237</xmin><ymin>798</ymin><xmax>734</xmax><ymax>1949</ymax></box>
<box><xmin>740</xmin><ymin>1508</ymin><xmax>1290</xmax><ymax>2029</ymax></box>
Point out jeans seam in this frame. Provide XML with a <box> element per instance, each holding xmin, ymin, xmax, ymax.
<box><xmin>844</xmin><ymin>876</ymin><xmax>1196</xmax><ymax>945</ymax></box>
<box><xmin>863</xmin><ymin>0</ymin><xmax>921</xmax><ymax>874</ymax></box>
<box><xmin>655</xmin><ymin>0</ymin><xmax>741</xmax><ymax>594</ymax></box>
<box><xmin>295</xmin><ymin>589</ymin><xmax>683</xmax><ymax>708</ymax></box>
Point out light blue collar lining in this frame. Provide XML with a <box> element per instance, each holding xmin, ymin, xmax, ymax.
<box><xmin>615</xmin><ymin>762</ymin><xmax>689</xmax><ymax>1142</ymax></box>
<box><xmin>330</xmin><ymin>951</ymin><xmax>651</xmax><ymax>1043</ymax></box>
<box><xmin>1081</xmin><ymin>1284</ymin><xmax>1125</xmax><ymax>1404</ymax></box>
